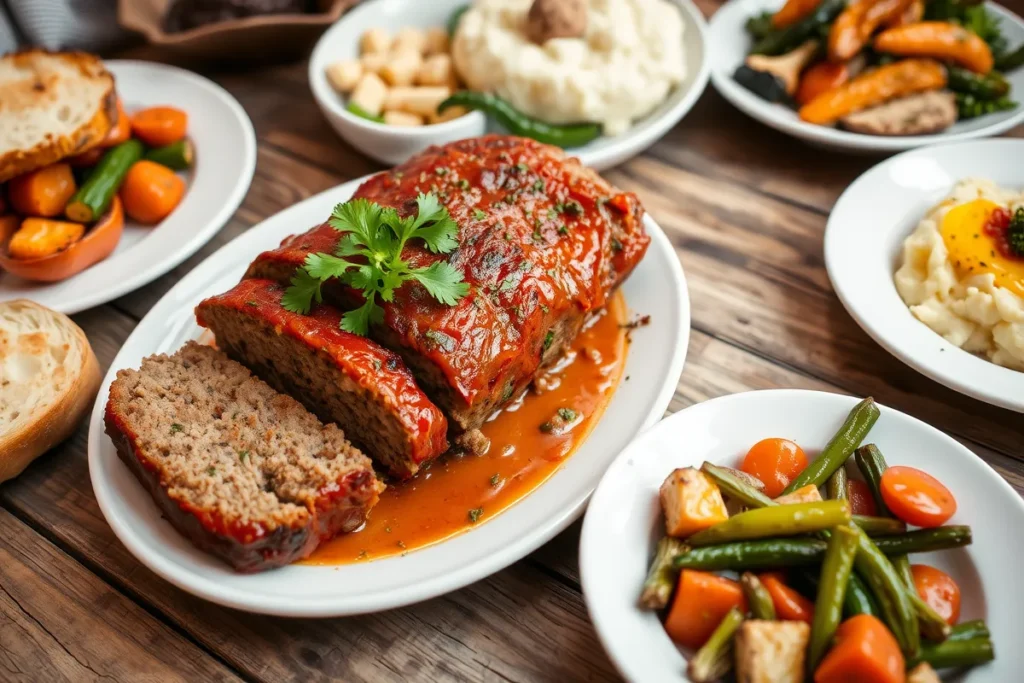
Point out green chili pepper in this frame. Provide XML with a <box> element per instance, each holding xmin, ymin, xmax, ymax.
<box><xmin>687</xmin><ymin>500</ymin><xmax>851</xmax><ymax>547</ymax></box>
<box><xmin>740</xmin><ymin>572</ymin><xmax>776</xmax><ymax>620</ymax></box>
<box><xmin>808</xmin><ymin>525</ymin><xmax>859</xmax><ymax>671</ymax></box>
<box><xmin>673</xmin><ymin>538</ymin><xmax>828</xmax><ymax>571</ymax></box>
<box><xmin>437</xmin><ymin>92</ymin><xmax>603</xmax><ymax>148</ymax></box>
<box><xmin>688</xmin><ymin>607</ymin><xmax>744</xmax><ymax>683</ymax></box>
<box><xmin>447</xmin><ymin>4</ymin><xmax>469</xmax><ymax>36</ymax></box>
<box><xmin>782</xmin><ymin>398</ymin><xmax>879</xmax><ymax>495</ymax></box>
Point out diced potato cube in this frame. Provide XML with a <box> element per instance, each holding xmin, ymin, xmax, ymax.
<box><xmin>384</xmin><ymin>86</ymin><xmax>451</xmax><ymax>118</ymax></box>
<box><xmin>380</xmin><ymin>51</ymin><xmax>423</xmax><ymax>87</ymax></box>
<box><xmin>361</xmin><ymin>52</ymin><xmax>389</xmax><ymax>74</ymax></box>
<box><xmin>391</xmin><ymin>27</ymin><xmax>427</xmax><ymax>56</ymax></box>
<box><xmin>734</xmin><ymin>620</ymin><xmax>810</xmax><ymax>683</ymax></box>
<box><xmin>416</xmin><ymin>54</ymin><xmax>454</xmax><ymax>86</ymax></box>
<box><xmin>774</xmin><ymin>484</ymin><xmax>822</xmax><ymax>505</ymax></box>
<box><xmin>908</xmin><ymin>662</ymin><xmax>941</xmax><ymax>683</ymax></box>
<box><xmin>659</xmin><ymin>467</ymin><xmax>729</xmax><ymax>539</ymax></box>
<box><xmin>349</xmin><ymin>72</ymin><xmax>388</xmax><ymax>117</ymax></box>
<box><xmin>325</xmin><ymin>59</ymin><xmax>363</xmax><ymax>93</ymax></box>
<box><xmin>383</xmin><ymin>110</ymin><xmax>425</xmax><ymax>127</ymax></box>
<box><xmin>429</xmin><ymin>104</ymin><xmax>468</xmax><ymax>124</ymax></box>
<box><xmin>424</xmin><ymin>26</ymin><xmax>450</xmax><ymax>55</ymax></box>
<box><xmin>360</xmin><ymin>28</ymin><xmax>391</xmax><ymax>55</ymax></box>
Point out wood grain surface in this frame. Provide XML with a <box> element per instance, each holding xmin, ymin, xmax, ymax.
<box><xmin>1</xmin><ymin>2</ymin><xmax>1022</xmax><ymax>680</ymax></box>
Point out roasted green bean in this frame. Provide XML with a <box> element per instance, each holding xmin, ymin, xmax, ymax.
<box><xmin>893</xmin><ymin>555</ymin><xmax>950</xmax><ymax>642</ymax></box>
<box><xmin>640</xmin><ymin>537</ymin><xmax>684</xmax><ymax>609</ymax></box>
<box><xmin>873</xmin><ymin>527</ymin><xmax>973</xmax><ymax>555</ymax></box>
<box><xmin>854</xmin><ymin>528</ymin><xmax>920</xmax><ymax>658</ymax></box>
<box><xmin>845</xmin><ymin>572</ymin><xmax>881</xmax><ymax>618</ymax></box>
<box><xmin>909</xmin><ymin>637</ymin><xmax>994</xmax><ymax>669</ymax></box>
<box><xmin>687</xmin><ymin>500</ymin><xmax>851</xmax><ymax>547</ymax></box>
<box><xmin>688</xmin><ymin>607</ymin><xmax>744</xmax><ymax>683</ymax></box>
<box><xmin>740</xmin><ymin>572</ymin><xmax>776</xmax><ymax>620</ymax></box>
<box><xmin>851</xmin><ymin>515</ymin><xmax>906</xmax><ymax>537</ymax></box>
<box><xmin>809</xmin><ymin>525</ymin><xmax>859</xmax><ymax>671</ymax></box>
<box><xmin>948</xmin><ymin>620</ymin><xmax>989</xmax><ymax>643</ymax></box>
<box><xmin>782</xmin><ymin>398</ymin><xmax>879</xmax><ymax>495</ymax></box>
<box><xmin>701</xmin><ymin>462</ymin><xmax>774</xmax><ymax>509</ymax></box>
<box><xmin>854</xmin><ymin>444</ymin><xmax>893</xmax><ymax>517</ymax></box>
<box><xmin>827</xmin><ymin>466</ymin><xmax>848</xmax><ymax>501</ymax></box>
<box><xmin>672</xmin><ymin>539</ymin><xmax>827</xmax><ymax>571</ymax></box>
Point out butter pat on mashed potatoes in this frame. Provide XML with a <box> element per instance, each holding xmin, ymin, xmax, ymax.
<box><xmin>452</xmin><ymin>0</ymin><xmax>686</xmax><ymax>136</ymax></box>
<box><xmin>894</xmin><ymin>179</ymin><xmax>1024</xmax><ymax>371</ymax></box>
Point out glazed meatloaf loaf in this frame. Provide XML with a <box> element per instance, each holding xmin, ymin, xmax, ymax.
<box><xmin>247</xmin><ymin>135</ymin><xmax>649</xmax><ymax>432</ymax></box>
<box><xmin>104</xmin><ymin>342</ymin><xmax>383</xmax><ymax>572</ymax></box>
<box><xmin>196</xmin><ymin>278</ymin><xmax>448</xmax><ymax>479</ymax></box>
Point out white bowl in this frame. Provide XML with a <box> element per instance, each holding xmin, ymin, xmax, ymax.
<box><xmin>580</xmin><ymin>390</ymin><xmax>1024</xmax><ymax>682</ymax></box>
<box><xmin>708</xmin><ymin>0</ymin><xmax>1024</xmax><ymax>154</ymax></box>
<box><xmin>309</xmin><ymin>0</ymin><xmax>710</xmax><ymax>170</ymax></box>
<box><xmin>825</xmin><ymin>138</ymin><xmax>1024</xmax><ymax>412</ymax></box>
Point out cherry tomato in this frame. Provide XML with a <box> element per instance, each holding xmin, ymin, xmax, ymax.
<box><xmin>846</xmin><ymin>479</ymin><xmax>878</xmax><ymax>516</ymax></box>
<box><xmin>911</xmin><ymin>564</ymin><xmax>961</xmax><ymax>625</ymax></box>
<box><xmin>880</xmin><ymin>466</ymin><xmax>956</xmax><ymax>528</ymax></box>
<box><xmin>740</xmin><ymin>438</ymin><xmax>809</xmax><ymax>498</ymax></box>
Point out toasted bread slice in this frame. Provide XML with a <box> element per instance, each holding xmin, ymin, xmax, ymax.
<box><xmin>0</xmin><ymin>300</ymin><xmax>100</xmax><ymax>483</ymax></box>
<box><xmin>0</xmin><ymin>50</ymin><xmax>116</xmax><ymax>182</ymax></box>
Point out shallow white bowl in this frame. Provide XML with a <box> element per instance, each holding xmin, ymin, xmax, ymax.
<box><xmin>580</xmin><ymin>390</ymin><xmax>1023</xmax><ymax>682</ymax></box>
<box><xmin>708</xmin><ymin>0</ymin><xmax>1024</xmax><ymax>153</ymax></box>
<box><xmin>825</xmin><ymin>138</ymin><xmax>1024</xmax><ymax>412</ymax></box>
<box><xmin>87</xmin><ymin>174</ymin><xmax>691</xmax><ymax>616</ymax></box>
<box><xmin>0</xmin><ymin>60</ymin><xmax>256</xmax><ymax>314</ymax></box>
<box><xmin>309</xmin><ymin>0</ymin><xmax>710</xmax><ymax>170</ymax></box>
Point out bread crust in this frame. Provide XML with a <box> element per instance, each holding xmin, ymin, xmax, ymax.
<box><xmin>0</xmin><ymin>49</ymin><xmax>117</xmax><ymax>182</ymax></box>
<box><xmin>0</xmin><ymin>300</ymin><xmax>101</xmax><ymax>483</ymax></box>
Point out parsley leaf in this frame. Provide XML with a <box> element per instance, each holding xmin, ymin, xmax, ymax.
<box><xmin>281</xmin><ymin>268</ymin><xmax>323</xmax><ymax>314</ymax></box>
<box><xmin>410</xmin><ymin>262</ymin><xmax>470</xmax><ymax>305</ymax></box>
<box><xmin>341</xmin><ymin>298</ymin><xmax>382</xmax><ymax>336</ymax></box>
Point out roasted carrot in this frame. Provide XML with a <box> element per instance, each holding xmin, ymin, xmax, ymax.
<box><xmin>119</xmin><ymin>160</ymin><xmax>185</xmax><ymax>225</ymax></box>
<box><xmin>664</xmin><ymin>570</ymin><xmax>748</xmax><ymax>649</ymax></box>
<box><xmin>7</xmin><ymin>164</ymin><xmax>77</xmax><ymax>217</ymax></box>
<box><xmin>911</xmin><ymin>564</ymin><xmax>961</xmax><ymax>626</ymax></box>
<box><xmin>760</xmin><ymin>572</ymin><xmax>815</xmax><ymax>623</ymax></box>
<box><xmin>880</xmin><ymin>466</ymin><xmax>956</xmax><ymax>528</ymax></box>
<box><xmin>739</xmin><ymin>438</ymin><xmax>808</xmax><ymax>498</ymax></box>
<box><xmin>885</xmin><ymin>0</ymin><xmax>923</xmax><ymax>28</ymax></box>
<box><xmin>797</xmin><ymin>60</ymin><xmax>858</xmax><ymax>105</ymax></box>
<box><xmin>814</xmin><ymin>614</ymin><xmax>905</xmax><ymax>683</ymax></box>
<box><xmin>6</xmin><ymin>217</ymin><xmax>85</xmax><ymax>260</ymax></box>
<box><xmin>799</xmin><ymin>58</ymin><xmax>947</xmax><ymax>124</ymax></box>
<box><xmin>772</xmin><ymin>0</ymin><xmax>821</xmax><ymax>28</ymax></box>
<box><xmin>875</xmin><ymin>22</ymin><xmax>994</xmax><ymax>74</ymax></box>
<box><xmin>829</xmin><ymin>0</ymin><xmax>913</xmax><ymax>62</ymax></box>
<box><xmin>130</xmin><ymin>106</ymin><xmax>188</xmax><ymax>147</ymax></box>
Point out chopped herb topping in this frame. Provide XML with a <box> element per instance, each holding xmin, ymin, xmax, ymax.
<box><xmin>532</xmin><ymin>179</ymin><xmax>545</xmax><ymax>192</ymax></box>
<box><xmin>532</xmin><ymin>229</ymin><xmax>543</xmax><ymax>242</ymax></box>
<box><xmin>245</xmin><ymin>300</ymin><xmax>258</xmax><ymax>307</ymax></box>
<box><xmin>434</xmin><ymin>166</ymin><xmax>449</xmax><ymax>176</ymax></box>
<box><xmin>385</xmin><ymin>526</ymin><xmax>392</xmax><ymax>533</ymax></box>
<box><xmin>397</xmin><ymin>540</ymin><xmax>407</xmax><ymax>549</ymax></box>
<box><xmin>473</xmin><ymin>208</ymin><xmax>487</xmax><ymax>220</ymax></box>
<box><xmin>539</xmin><ymin>421</ymin><xmax>555</xmax><ymax>433</ymax></box>
<box><xmin>542</xmin><ymin>330</ymin><xmax>555</xmax><ymax>352</ymax></box>
<box><xmin>373</xmin><ymin>359</ymin><xmax>382</xmax><ymax>371</ymax></box>
<box><xmin>540</xmin><ymin>304</ymin><xmax>550</xmax><ymax>314</ymax></box>
<box><xmin>611</xmin><ymin>237</ymin><xmax>623</xmax><ymax>253</ymax></box>
<box><xmin>357</xmin><ymin>549</ymin><xmax>368</xmax><ymax>559</ymax></box>
<box><xmin>558</xmin><ymin>408</ymin><xmax>577</xmax><ymax>421</ymax></box>
<box><xmin>516</xmin><ymin>162</ymin><xmax>529</xmax><ymax>173</ymax></box>
<box><xmin>457</xmin><ymin>178</ymin><xmax>470</xmax><ymax>190</ymax></box>
<box><xmin>170</xmin><ymin>423</ymin><xmax>183</xmax><ymax>433</ymax></box>
<box><xmin>424</xmin><ymin>329</ymin><xmax>457</xmax><ymax>353</ymax></box>
<box><xmin>468</xmin><ymin>507</ymin><xmax>483</xmax><ymax>523</ymax></box>
<box><xmin>557</xmin><ymin>225</ymin><xmax>568</xmax><ymax>235</ymax></box>
<box><xmin>206</xmin><ymin>466</ymin><xmax>217</xmax><ymax>476</ymax></box>
<box><xmin>489</xmin><ymin>473</ymin><xmax>501</xmax><ymax>486</ymax></box>
<box><xmin>563</xmin><ymin>200</ymin><xmax>583</xmax><ymax>216</ymax></box>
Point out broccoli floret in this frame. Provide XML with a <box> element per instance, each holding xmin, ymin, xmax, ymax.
<box><xmin>1008</xmin><ymin>207</ymin><xmax>1024</xmax><ymax>257</ymax></box>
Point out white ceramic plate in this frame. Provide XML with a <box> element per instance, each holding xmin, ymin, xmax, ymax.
<box><xmin>309</xmin><ymin>0</ymin><xmax>710</xmax><ymax>170</ymax></box>
<box><xmin>581</xmin><ymin>390</ymin><xmax>1023</xmax><ymax>682</ymax></box>
<box><xmin>825</xmin><ymin>139</ymin><xmax>1024</xmax><ymax>412</ymax></box>
<box><xmin>87</xmin><ymin>175</ymin><xmax>691</xmax><ymax>616</ymax></box>
<box><xmin>709</xmin><ymin>0</ymin><xmax>1024</xmax><ymax>153</ymax></box>
<box><xmin>0</xmin><ymin>60</ymin><xmax>256</xmax><ymax>314</ymax></box>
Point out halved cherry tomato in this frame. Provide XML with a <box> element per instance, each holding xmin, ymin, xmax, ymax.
<box><xmin>880</xmin><ymin>466</ymin><xmax>956</xmax><ymax>528</ymax></box>
<box><xmin>815</xmin><ymin>614</ymin><xmax>904</xmax><ymax>683</ymax></box>
<box><xmin>760</xmin><ymin>572</ymin><xmax>814</xmax><ymax>623</ymax></box>
<box><xmin>130</xmin><ymin>106</ymin><xmax>188</xmax><ymax>147</ymax></box>
<box><xmin>740</xmin><ymin>438</ymin><xmax>808</xmax><ymax>498</ymax></box>
<box><xmin>911</xmin><ymin>564</ymin><xmax>960</xmax><ymax>625</ymax></box>
<box><xmin>847</xmin><ymin>478</ymin><xmax>878</xmax><ymax>516</ymax></box>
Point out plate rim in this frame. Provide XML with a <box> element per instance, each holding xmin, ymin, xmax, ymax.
<box><xmin>824</xmin><ymin>138</ymin><xmax>1024</xmax><ymax>412</ymax></box>
<box><xmin>0</xmin><ymin>59</ymin><xmax>257</xmax><ymax>314</ymax></box>
<box><xmin>87</xmin><ymin>173</ymin><xmax>691</xmax><ymax>616</ymax></box>
<box><xmin>707</xmin><ymin>0</ymin><xmax>1024</xmax><ymax>153</ymax></box>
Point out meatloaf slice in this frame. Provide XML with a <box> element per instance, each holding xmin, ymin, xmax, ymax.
<box><xmin>195</xmin><ymin>279</ymin><xmax>448</xmax><ymax>479</ymax></box>
<box><xmin>247</xmin><ymin>134</ymin><xmax>649</xmax><ymax>432</ymax></box>
<box><xmin>104</xmin><ymin>342</ymin><xmax>383</xmax><ymax>573</ymax></box>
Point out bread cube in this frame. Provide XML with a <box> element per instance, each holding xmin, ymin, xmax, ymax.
<box><xmin>360</xmin><ymin>28</ymin><xmax>391</xmax><ymax>55</ymax></box>
<box><xmin>381</xmin><ymin>51</ymin><xmax>423</xmax><ymax>87</ymax></box>
<box><xmin>350</xmin><ymin>72</ymin><xmax>388</xmax><ymax>117</ymax></box>
<box><xmin>416</xmin><ymin>54</ymin><xmax>454</xmax><ymax>86</ymax></box>
<box><xmin>384</xmin><ymin>86</ymin><xmax>451</xmax><ymax>118</ymax></box>
<box><xmin>383</xmin><ymin>111</ymin><xmax>424</xmax><ymax>127</ymax></box>
<box><xmin>325</xmin><ymin>60</ymin><xmax>363</xmax><ymax>93</ymax></box>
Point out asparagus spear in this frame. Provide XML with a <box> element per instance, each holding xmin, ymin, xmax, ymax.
<box><xmin>827</xmin><ymin>465</ymin><xmax>848</xmax><ymax>501</ymax></box>
<box><xmin>687</xmin><ymin>500</ymin><xmax>851</xmax><ymax>546</ymax></box>
<box><xmin>639</xmin><ymin>537</ymin><xmax>685</xmax><ymax>610</ymax></box>
<box><xmin>872</xmin><ymin>527</ymin><xmax>972</xmax><ymax>555</ymax></box>
<box><xmin>687</xmin><ymin>607</ymin><xmax>744</xmax><ymax>683</ymax></box>
<box><xmin>808</xmin><ymin>525</ymin><xmax>860</xmax><ymax>671</ymax></box>
<box><xmin>853</xmin><ymin>527</ymin><xmax>920</xmax><ymax>658</ymax></box>
<box><xmin>673</xmin><ymin>539</ymin><xmax>827</xmax><ymax>571</ymax></box>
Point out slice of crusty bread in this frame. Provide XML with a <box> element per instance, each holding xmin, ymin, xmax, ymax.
<box><xmin>0</xmin><ymin>300</ymin><xmax>100</xmax><ymax>482</ymax></box>
<box><xmin>0</xmin><ymin>49</ymin><xmax>116</xmax><ymax>182</ymax></box>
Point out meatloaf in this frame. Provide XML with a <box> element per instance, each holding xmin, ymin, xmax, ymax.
<box><xmin>247</xmin><ymin>134</ymin><xmax>649</xmax><ymax>431</ymax></box>
<box><xmin>104</xmin><ymin>342</ymin><xmax>383</xmax><ymax>572</ymax></box>
<box><xmin>195</xmin><ymin>278</ymin><xmax>448</xmax><ymax>479</ymax></box>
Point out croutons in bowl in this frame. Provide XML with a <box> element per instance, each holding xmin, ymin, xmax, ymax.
<box><xmin>309</xmin><ymin>0</ymin><xmax>486</xmax><ymax>165</ymax></box>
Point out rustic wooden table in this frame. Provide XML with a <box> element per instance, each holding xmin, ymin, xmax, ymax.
<box><xmin>3</xmin><ymin>6</ymin><xmax>1023</xmax><ymax>680</ymax></box>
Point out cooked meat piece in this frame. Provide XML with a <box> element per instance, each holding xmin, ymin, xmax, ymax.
<box><xmin>840</xmin><ymin>91</ymin><xmax>957</xmax><ymax>136</ymax></box>
<box><xmin>247</xmin><ymin>135</ymin><xmax>649</xmax><ymax>432</ymax></box>
<box><xmin>734</xmin><ymin>619</ymin><xmax>810</xmax><ymax>683</ymax></box>
<box><xmin>104</xmin><ymin>342</ymin><xmax>383</xmax><ymax>572</ymax></box>
<box><xmin>196</xmin><ymin>279</ymin><xmax>448</xmax><ymax>479</ymax></box>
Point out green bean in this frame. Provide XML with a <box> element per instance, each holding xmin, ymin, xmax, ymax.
<box><xmin>893</xmin><ymin>555</ymin><xmax>951</xmax><ymax>642</ymax></box>
<box><xmin>701</xmin><ymin>462</ymin><xmax>774</xmax><ymax>509</ymax></box>
<box><xmin>437</xmin><ymin>92</ymin><xmax>602</xmax><ymax>148</ymax></box>
<box><xmin>740</xmin><ymin>572</ymin><xmax>776</xmax><ymax>620</ymax></box>
<box><xmin>751</xmin><ymin>0</ymin><xmax>845</xmax><ymax>55</ymax></box>
<box><xmin>845</xmin><ymin>572</ymin><xmax>881</xmax><ymax>618</ymax></box>
<box><xmin>909</xmin><ymin>637</ymin><xmax>994</xmax><ymax>669</ymax></box>
<box><xmin>948</xmin><ymin>620</ymin><xmax>989</xmax><ymax>643</ymax></box>
<box><xmin>687</xmin><ymin>607</ymin><xmax>744</xmax><ymax>683</ymax></box>
<box><xmin>947</xmin><ymin>65</ymin><xmax>1011</xmax><ymax>99</ymax></box>
<box><xmin>640</xmin><ymin>537</ymin><xmax>684</xmax><ymax>610</ymax></box>
<box><xmin>827</xmin><ymin>466</ymin><xmax>848</xmax><ymax>501</ymax></box>
<box><xmin>854</xmin><ymin>444</ymin><xmax>892</xmax><ymax>517</ymax></box>
<box><xmin>852</xmin><ymin>515</ymin><xmax>906</xmax><ymax>537</ymax></box>
<box><xmin>687</xmin><ymin>500</ymin><xmax>851</xmax><ymax>547</ymax></box>
<box><xmin>995</xmin><ymin>44</ymin><xmax>1024</xmax><ymax>72</ymax></box>
<box><xmin>854</xmin><ymin>528</ymin><xmax>920</xmax><ymax>658</ymax></box>
<box><xmin>673</xmin><ymin>539</ymin><xmax>827</xmax><ymax>571</ymax></box>
<box><xmin>873</xmin><ymin>527</ymin><xmax>973</xmax><ymax>556</ymax></box>
<box><xmin>809</xmin><ymin>525</ymin><xmax>859</xmax><ymax>671</ymax></box>
<box><xmin>782</xmin><ymin>398</ymin><xmax>880</xmax><ymax>495</ymax></box>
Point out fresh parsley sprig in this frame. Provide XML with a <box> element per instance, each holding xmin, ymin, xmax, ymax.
<box><xmin>281</xmin><ymin>194</ymin><xmax>470</xmax><ymax>336</ymax></box>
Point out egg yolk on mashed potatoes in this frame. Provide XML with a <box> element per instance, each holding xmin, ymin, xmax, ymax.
<box><xmin>894</xmin><ymin>179</ymin><xmax>1024</xmax><ymax>371</ymax></box>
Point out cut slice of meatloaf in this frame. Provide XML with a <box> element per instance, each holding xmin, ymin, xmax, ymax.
<box><xmin>246</xmin><ymin>134</ymin><xmax>649</xmax><ymax>432</ymax></box>
<box><xmin>195</xmin><ymin>278</ymin><xmax>448</xmax><ymax>479</ymax></box>
<box><xmin>104</xmin><ymin>341</ymin><xmax>383</xmax><ymax>573</ymax></box>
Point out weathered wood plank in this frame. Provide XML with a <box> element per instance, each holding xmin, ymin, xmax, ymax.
<box><xmin>0</xmin><ymin>507</ymin><xmax>242</xmax><ymax>683</ymax></box>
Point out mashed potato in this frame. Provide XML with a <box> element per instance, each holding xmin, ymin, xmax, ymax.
<box><xmin>452</xmin><ymin>0</ymin><xmax>686</xmax><ymax>136</ymax></box>
<box><xmin>894</xmin><ymin>179</ymin><xmax>1024</xmax><ymax>371</ymax></box>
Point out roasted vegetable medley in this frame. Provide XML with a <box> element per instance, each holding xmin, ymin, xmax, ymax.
<box><xmin>736</xmin><ymin>0</ymin><xmax>1024</xmax><ymax>134</ymax></box>
<box><xmin>641</xmin><ymin>397</ymin><xmax>994</xmax><ymax>682</ymax></box>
